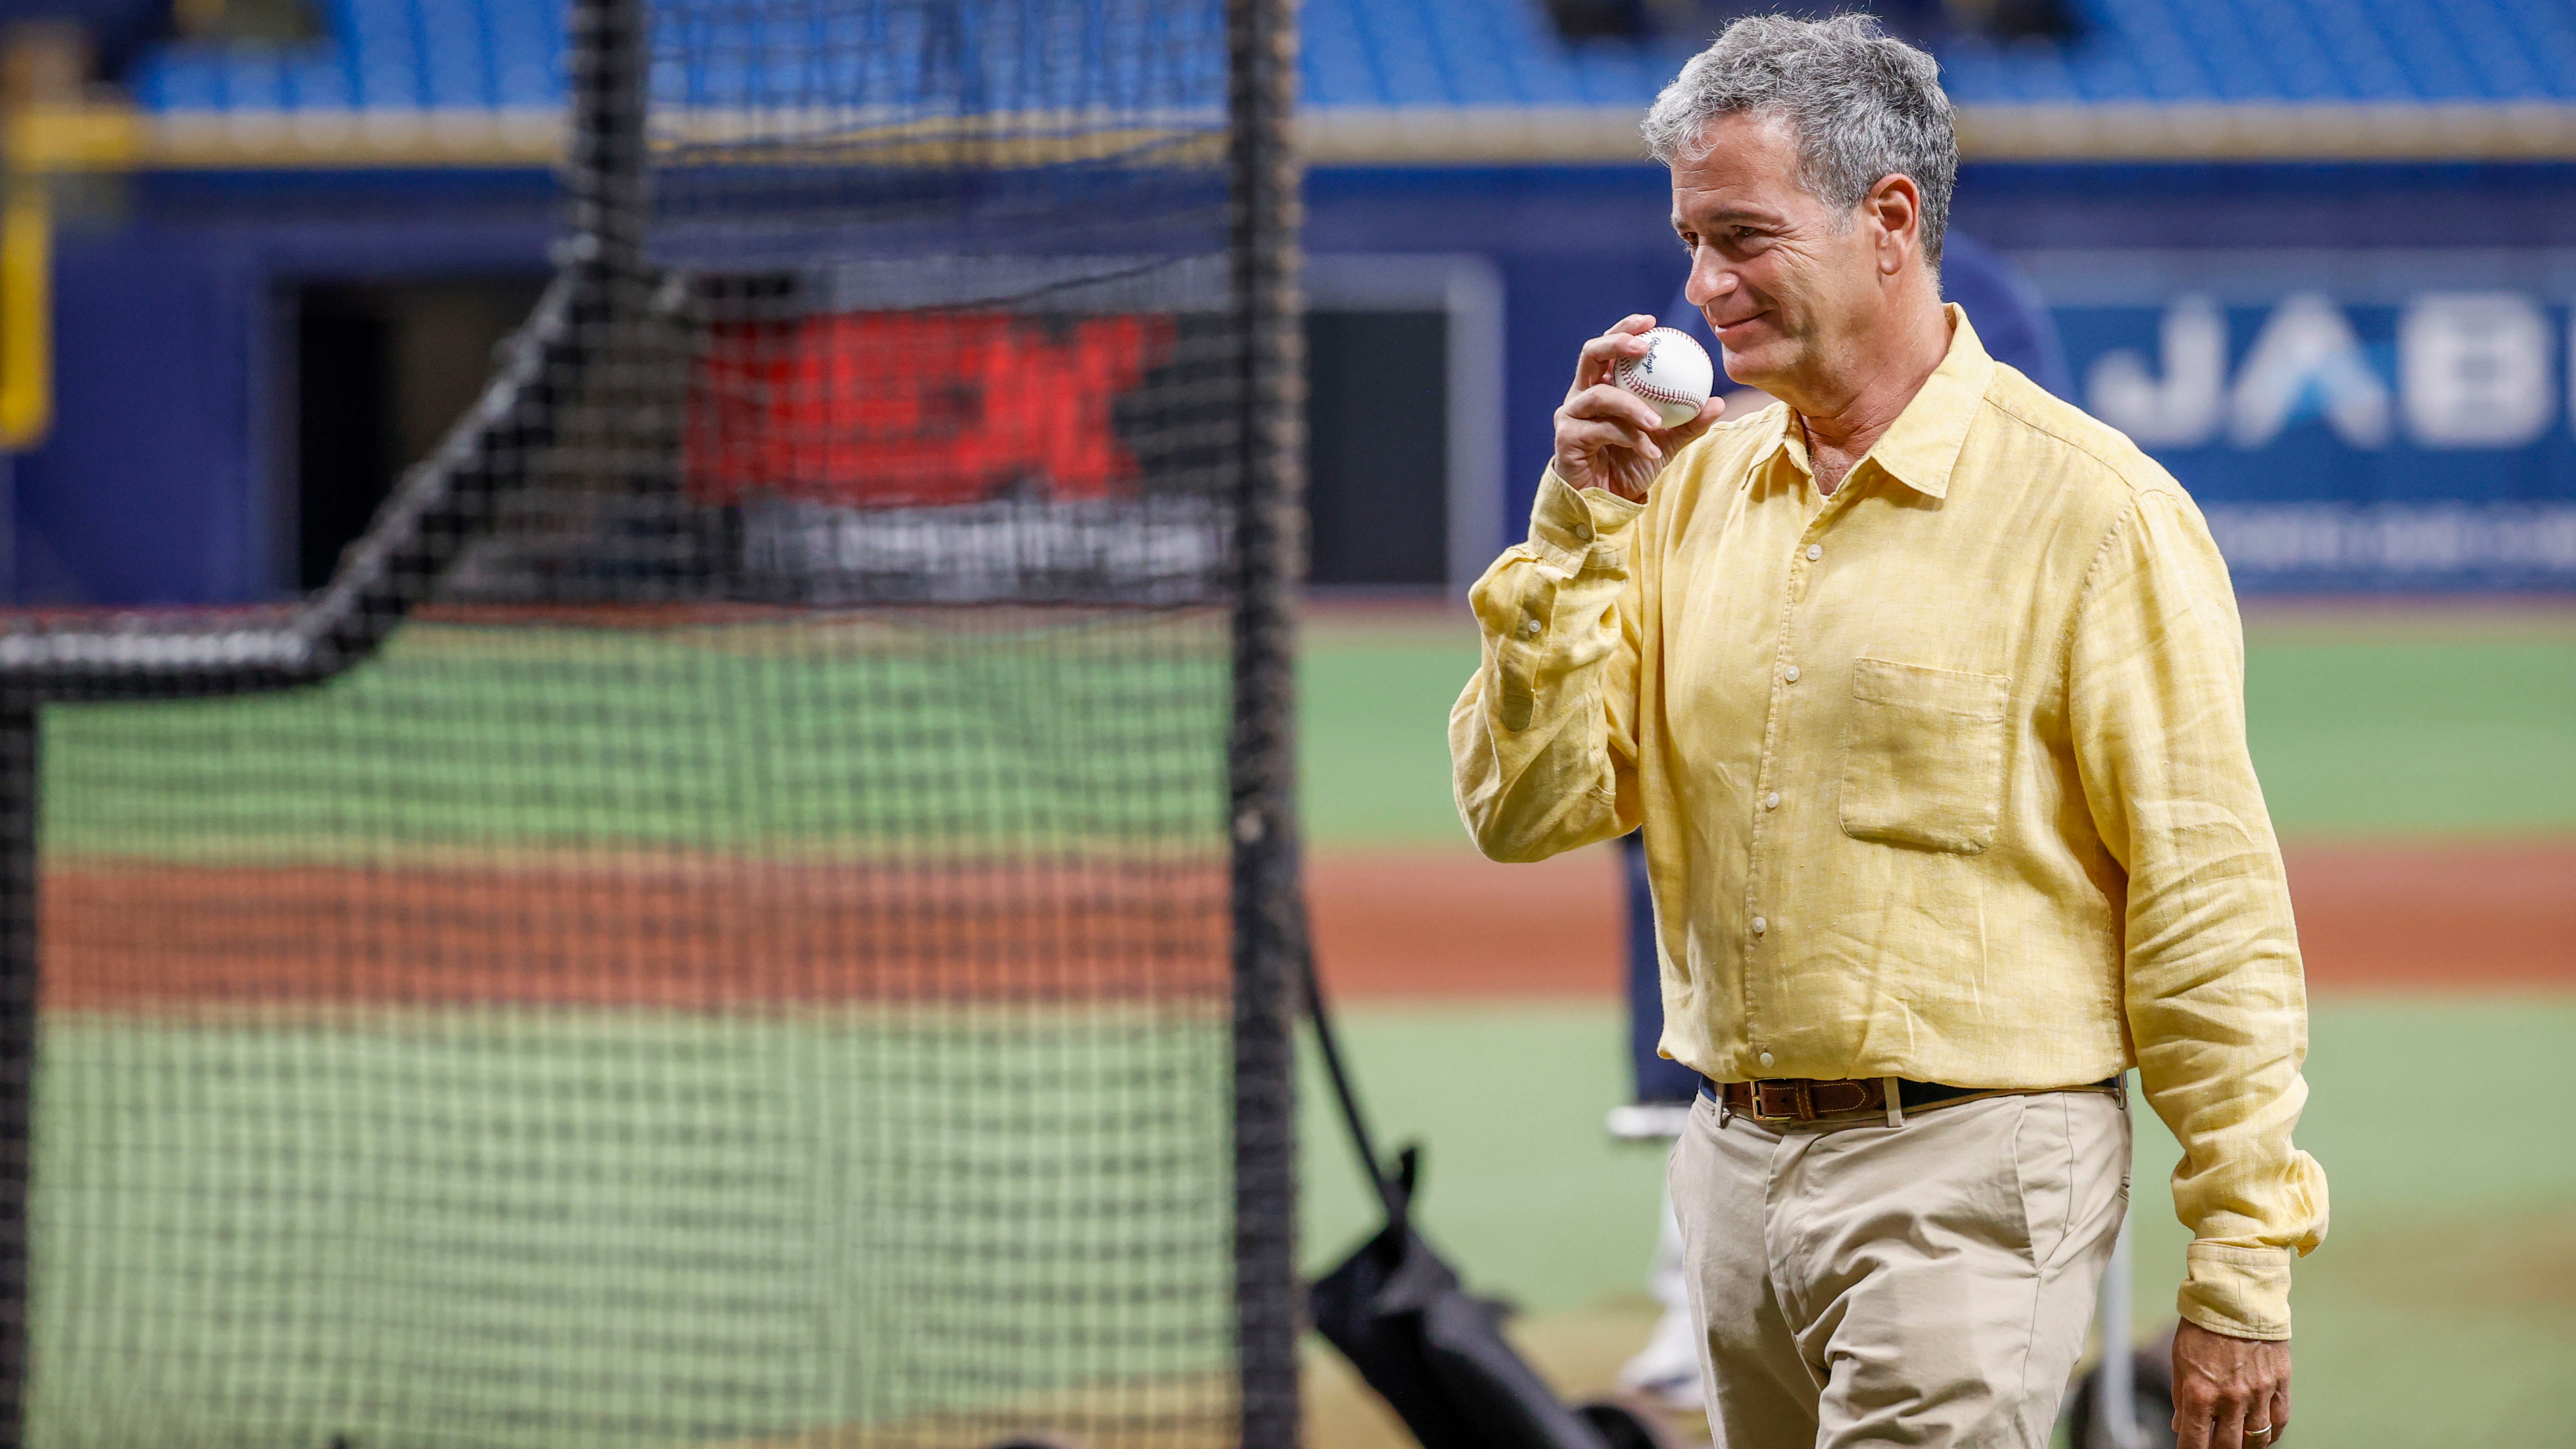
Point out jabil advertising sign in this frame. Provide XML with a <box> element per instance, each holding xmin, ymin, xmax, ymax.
<box><xmin>2033</xmin><ymin>251</ymin><xmax>2576</xmax><ymax>592</ymax></box>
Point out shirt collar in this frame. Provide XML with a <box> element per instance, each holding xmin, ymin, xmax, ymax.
<box><xmin>1748</xmin><ymin>304</ymin><xmax>1995</xmax><ymax>501</ymax></box>
<box><xmin>1758</xmin><ymin>396</ymin><xmax>1806</xmax><ymax>479</ymax></box>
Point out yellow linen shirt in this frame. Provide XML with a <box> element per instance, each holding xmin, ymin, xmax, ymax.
<box><xmin>1451</xmin><ymin>308</ymin><xmax>2326</xmax><ymax>1339</ymax></box>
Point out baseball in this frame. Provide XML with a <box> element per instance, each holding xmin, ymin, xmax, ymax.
<box><xmin>1615</xmin><ymin>326</ymin><xmax>1716</xmax><ymax>429</ymax></box>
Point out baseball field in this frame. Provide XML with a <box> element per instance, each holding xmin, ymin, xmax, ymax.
<box><xmin>31</xmin><ymin>611</ymin><xmax>1251</xmax><ymax>1449</ymax></box>
<box><xmin>20</xmin><ymin>596</ymin><xmax>2571</xmax><ymax>1449</ymax></box>
<box><xmin>1293</xmin><ymin>598</ymin><xmax>2576</xmax><ymax>1449</ymax></box>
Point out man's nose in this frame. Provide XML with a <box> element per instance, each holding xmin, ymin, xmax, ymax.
<box><xmin>1684</xmin><ymin>256</ymin><xmax>1735</xmax><ymax>308</ymax></box>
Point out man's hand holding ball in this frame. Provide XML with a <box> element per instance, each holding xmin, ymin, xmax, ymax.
<box><xmin>1553</xmin><ymin>315</ymin><xmax>1724</xmax><ymax>504</ymax></box>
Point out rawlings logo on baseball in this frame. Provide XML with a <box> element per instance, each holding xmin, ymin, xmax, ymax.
<box><xmin>1615</xmin><ymin>327</ymin><xmax>1716</xmax><ymax>430</ymax></box>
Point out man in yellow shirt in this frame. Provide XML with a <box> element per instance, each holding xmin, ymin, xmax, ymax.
<box><xmin>1449</xmin><ymin>15</ymin><xmax>2326</xmax><ymax>1449</ymax></box>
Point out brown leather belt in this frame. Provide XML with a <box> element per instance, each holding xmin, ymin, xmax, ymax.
<box><xmin>1702</xmin><ymin>1074</ymin><xmax>2121</xmax><ymax>1126</ymax></box>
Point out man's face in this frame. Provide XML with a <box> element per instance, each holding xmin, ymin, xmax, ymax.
<box><xmin>1671</xmin><ymin>111</ymin><xmax>1884</xmax><ymax>393</ymax></box>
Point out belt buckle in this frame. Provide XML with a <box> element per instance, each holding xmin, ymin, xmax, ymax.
<box><xmin>1752</xmin><ymin>1079</ymin><xmax>1815</xmax><ymax>1122</ymax></box>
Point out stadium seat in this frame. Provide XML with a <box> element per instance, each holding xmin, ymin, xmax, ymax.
<box><xmin>119</xmin><ymin>0</ymin><xmax>2576</xmax><ymax>119</ymax></box>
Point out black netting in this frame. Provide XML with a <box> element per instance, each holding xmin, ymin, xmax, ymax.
<box><xmin>0</xmin><ymin>2</ymin><xmax>1302</xmax><ymax>1446</ymax></box>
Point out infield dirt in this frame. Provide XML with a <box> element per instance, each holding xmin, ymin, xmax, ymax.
<box><xmin>1308</xmin><ymin>840</ymin><xmax>2576</xmax><ymax>999</ymax></box>
<box><xmin>43</xmin><ymin>839</ymin><xmax>2565</xmax><ymax>1011</ymax></box>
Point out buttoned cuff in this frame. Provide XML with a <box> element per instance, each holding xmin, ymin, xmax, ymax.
<box><xmin>2177</xmin><ymin>1243</ymin><xmax>2294</xmax><ymax>1341</ymax></box>
<box><xmin>1526</xmin><ymin>469</ymin><xmax>1643</xmax><ymax>575</ymax></box>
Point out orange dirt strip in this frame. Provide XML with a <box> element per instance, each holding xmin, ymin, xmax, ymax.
<box><xmin>1308</xmin><ymin>842</ymin><xmax>2576</xmax><ymax>998</ymax></box>
<box><xmin>2278</xmin><ymin>842</ymin><xmax>2576</xmax><ymax>991</ymax></box>
<box><xmin>36</xmin><ymin>842</ymin><xmax>2567</xmax><ymax>1010</ymax></box>
<box><xmin>43</xmin><ymin>860</ymin><xmax>1227</xmax><ymax>1010</ymax></box>
<box><xmin>1307</xmin><ymin>850</ymin><xmax>1624</xmax><ymax>1000</ymax></box>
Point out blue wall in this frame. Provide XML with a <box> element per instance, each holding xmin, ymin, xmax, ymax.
<box><xmin>17</xmin><ymin>161</ymin><xmax>2576</xmax><ymax>604</ymax></box>
<box><xmin>1309</xmin><ymin>160</ymin><xmax>2576</xmax><ymax>592</ymax></box>
<box><xmin>11</xmin><ymin>173</ymin><xmax>555</xmax><ymax>605</ymax></box>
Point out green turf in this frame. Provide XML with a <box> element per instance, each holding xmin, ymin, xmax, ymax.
<box><xmin>43</xmin><ymin>615</ymin><xmax>2573</xmax><ymax>860</ymax></box>
<box><xmin>43</xmin><ymin>619</ymin><xmax>1226</xmax><ymax>861</ymax></box>
<box><xmin>1295</xmin><ymin>633</ymin><xmax>1484</xmax><ymax>849</ymax></box>
<box><xmin>1294</xmin><ymin>625</ymin><xmax>2576</xmax><ymax>848</ymax></box>
<box><xmin>1301</xmin><ymin>996</ymin><xmax>2576</xmax><ymax>1449</ymax></box>
<box><xmin>30</xmin><ymin>1006</ymin><xmax>1232</xmax><ymax>1448</ymax></box>
<box><xmin>37</xmin><ymin>984</ymin><xmax>2569</xmax><ymax>1448</ymax></box>
<box><xmin>31</xmin><ymin>608</ymin><xmax>2573</xmax><ymax>1447</ymax></box>
<box><xmin>2240</xmin><ymin>638</ymin><xmax>2576</xmax><ymax>839</ymax></box>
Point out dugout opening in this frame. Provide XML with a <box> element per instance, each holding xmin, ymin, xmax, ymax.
<box><xmin>282</xmin><ymin>276</ymin><xmax>546</xmax><ymax>593</ymax></box>
<box><xmin>1305</xmin><ymin>254</ymin><xmax>1506</xmax><ymax>594</ymax></box>
<box><xmin>1305</xmin><ymin>310</ymin><xmax>1446</xmax><ymax>588</ymax></box>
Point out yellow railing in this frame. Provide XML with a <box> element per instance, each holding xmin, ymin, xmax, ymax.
<box><xmin>0</xmin><ymin>171</ymin><xmax>47</xmax><ymax>452</ymax></box>
<box><xmin>0</xmin><ymin>100</ymin><xmax>104</xmax><ymax>452</ymax></box>
<box><xmin>0</xmin><ymin>92</ymin><xmax>138</xmax><ymax>452</ymax></box>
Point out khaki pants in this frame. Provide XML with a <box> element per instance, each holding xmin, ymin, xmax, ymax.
<box><xmin>1669</xmin><ymin>1088</ymin><xmax>2130</xmax><ymax>1449</ymax></box>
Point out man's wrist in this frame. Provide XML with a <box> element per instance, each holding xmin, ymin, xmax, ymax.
<box><xmin>1528</xmin><ymin>469</ymin><xmax>1640</xmax><ymax>570</ymax></box>
<box><xmin>2178</xmin><ymin>1242</ymin><xmax>2294</xmax><ymax>1341</ymax></box>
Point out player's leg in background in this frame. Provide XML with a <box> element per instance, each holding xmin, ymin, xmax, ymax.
<box><xmin>1614</xmin><ymin>830</ymin><xmax>1709</xmax><ymax>1409</ymax></box>
<box><xmin>1622</xmin><ymin>1188</ymin><xmax>1703</xmax><ymax>1410</ymax></box>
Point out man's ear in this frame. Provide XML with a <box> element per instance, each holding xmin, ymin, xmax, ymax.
<box><xmin>1867</xmin><ymin>173</ymin><xmax>1921</xmax><ymax>278</ymax></box>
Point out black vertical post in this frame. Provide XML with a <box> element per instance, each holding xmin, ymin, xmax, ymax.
<box><xmin>564</xmin><ymin>0</ymin><xmax>650</xmax><ymax>291</ymax></box>
<box><xmin>0</xmin><ymin>704</ymin><xmax>38</xmax><ymax>1449</ymax></box>
<box><xmin>306</xmin><ymin>0</ymin><xmax>648</xmax><ymax>674</ymax></box>
<box><xmin>1228</xmin><ymin>0</ymin><xmax>1304</xmax><ymax>1441</ymax></box>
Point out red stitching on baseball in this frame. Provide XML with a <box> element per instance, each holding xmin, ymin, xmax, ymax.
<box><xmin>1619</xmin><ymin>328</ymin><xmax>1709</xmax><ymax>407</ymax></box>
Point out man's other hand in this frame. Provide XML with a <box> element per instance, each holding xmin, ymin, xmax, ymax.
<box><xmin>1554</xmin><ymin>315</ymin><xmax>1725</xmax><ymax>504</ymax></box>
<box><xmin>2173</xmin><ymin>1320</ymin><xmax>2291</xmax><ymax>1449</ymax></box>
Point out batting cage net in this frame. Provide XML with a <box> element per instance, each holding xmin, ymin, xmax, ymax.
<box><xmin>0</xmin><ymin>2</ymin><xmax>1303</xmax><ymax>1447</ymax></box>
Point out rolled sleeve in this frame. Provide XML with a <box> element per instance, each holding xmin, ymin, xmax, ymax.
<box><xmin>1524</xmin><ymin>468</ymin><xmax>1631</xmax><ymax>571</ymax></box>
<box><xmin>2068</xmin><ymin>489</ymin><xmax>2329</xmax><ymax>1340</ymax></box>
<box><xmin>1449</xmin><ymin>471</ymin><xmax>1645</xmax><ymax>863</ymax></box>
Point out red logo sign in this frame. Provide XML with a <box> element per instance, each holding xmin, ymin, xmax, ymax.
<box><xmin>687</xmin><ymin>310</ymin><xmax>1178</xmax><ymax>508</ymax></box>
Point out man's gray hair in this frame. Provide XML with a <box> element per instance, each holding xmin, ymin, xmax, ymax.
<box><xmin>1642</xmin><ymin>13</ymin><xmax>1957</xmax><ymax>266</ymax></box>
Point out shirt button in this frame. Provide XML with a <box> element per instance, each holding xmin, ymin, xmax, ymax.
<box><xmin>1805</xmin><ymin>543</ymin><xmax>1823</xmax><ymax>561</ymax></box>
<box><xmin>1763</xmin><ymin>792</ymin><xmax>1780</xmax><ymax>810</ymax></box>
<box><xmin>1575</xmin><ymin>523</ymin><xmax>1593</xmax><ymax>541</ymax></box>
<box><xmin>1783</xmin><ymin>664</ymin><xmax>1801</xmax><ymax>683</ymax></box>
<box><xmin>1758</xmin><ymin>1051</ymin><xmax>1776</xmax><ymax>1070</ymax></box>
<box><xmin>1750</xmin><ymin>916</ymin><xmax>1767</xmax><ymax>936</ymax></box>
<box><xmin>1522</xmin><ymin>618</ymin><xmax>1541</xmax><ymax>636</ymax></box>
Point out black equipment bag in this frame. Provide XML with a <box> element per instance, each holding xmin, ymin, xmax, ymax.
<box><xmin>1297</xmin><ymin>934</ymin><xmax>1616</xmax><ymax>1449</ymax></box>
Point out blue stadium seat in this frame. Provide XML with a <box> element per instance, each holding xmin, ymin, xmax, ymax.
<box><xmin>127</xmin><ymin>46</ymin><xmax>224</xmax><ymax>111</ymax></box>
<box><xmin>2380</xmin><ymin>0</ymin><xmax>2484</xmax><ymax>99</ymax></box>
<box><xmin>2063</xmin><ymin>45</ymin><xmax>2152</xmax><ymax>103</ymax></box>
<box><xmin>1304</xmin><ymin>0</ymin><xmax>1388</xmax><ymax>108</ymax></box>
<box><xmin>2230</xmin><ymin>1</ymin><xmax>2338</xmax><ymax>102</ymax></box>
<box><xmin>410</xmin><ymin>0</ymin><xmax>494</xmax><ymax>110</ymax></box>
<box><xmin>330</xmin><ymin>0</ymin><xmax>425</xmax><ymax>109</ymax></box>
<box><xmin>281</xmin><ymin>47</ymin><xmax>356</xmax><ymax>109</ymax></box>
<box><xmin>1348</xmin><ymin>2</ymin><xmax>1454</xmax><ymax>108</ymax></box>
<box><xmin>2500</xmin><ymin>0</ymin><xmax>2576</xmax><ymax>85</ymax></box>
<box><xmin>1424</xmin><ymin>0</ymin><xmax>1530</xmax><ymax>108</ymax></box>
<box><xmin>2305</xmin><ymin>0</ymin><xmax>2421</xmax><ymax>100</ymax></box>
<box><xmin>119</xmin><ymin>0</ymin><xmax>2576</xmax><ymax>119</ymax></box>
<box><xmin>485</xmin><ymin>0</ymin><xmax>561</xmax><ymax>108</ymax></box>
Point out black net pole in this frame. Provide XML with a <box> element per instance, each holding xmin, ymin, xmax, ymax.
<box><xmin>1228</xmin><ymin>0</ymin><xmax>1305</xmax><ymax>1441</ymax></box>
<box><xmin>0</xmin><ymin>706</ymin><xmax>35</xmax><ymax>1449</ymax></box>
<box><xmin>563</xmin><ymin>0</ymin><xmax>647</xmax><ymax>285</ymax></box>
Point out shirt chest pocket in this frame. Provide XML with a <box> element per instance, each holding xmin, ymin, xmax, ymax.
<box><xmin>1838</xmin><ymin>657</ymin><xmax>2012</xmax><ymax>855</ymax></box>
